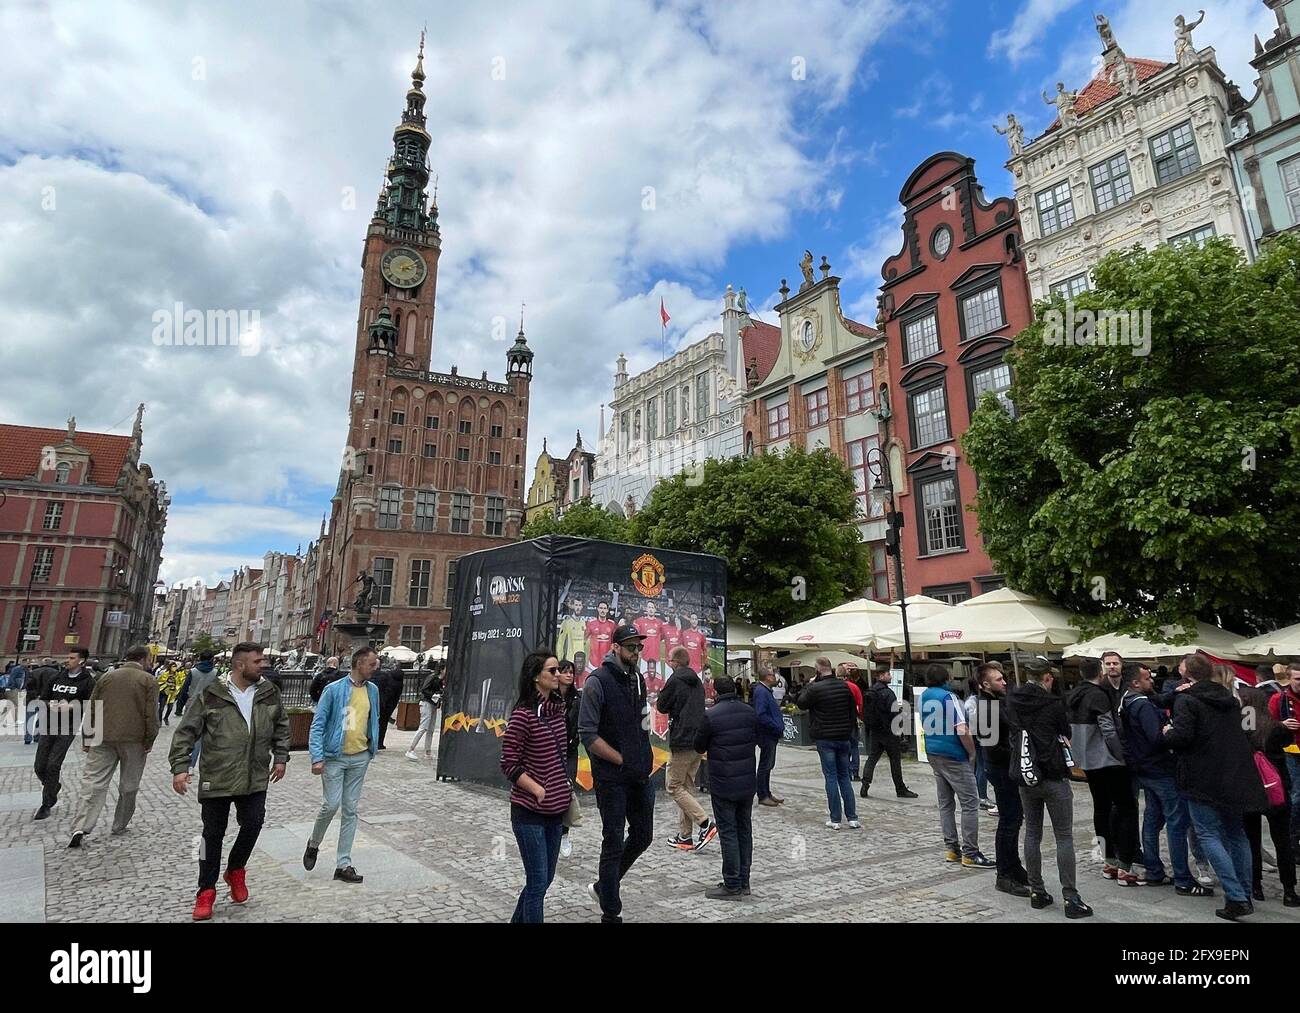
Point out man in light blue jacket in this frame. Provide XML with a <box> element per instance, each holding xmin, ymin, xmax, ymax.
<box><xmin>304</xmin><ymin>646</ymin><xmax>380</xmax><ymax>884</ymax></box>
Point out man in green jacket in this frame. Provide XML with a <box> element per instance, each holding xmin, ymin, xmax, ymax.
<box><xmin>169</xmin><ymin>642</ymin><xmax>289</xmax><ymax>921</ymax></box>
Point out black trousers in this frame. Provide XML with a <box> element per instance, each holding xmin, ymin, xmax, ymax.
<box><xmin>593</xmin><ymin>779</ymin><xmax>654</xmax><ymax>923</ymax></box>
<box><xmin>1086</xmin><ymin>765</ymin><xmax>1139</xmax><ymax>867</ymax></box>
<box><xmin>862</xmin><ymin>731</ymin><xmax>907</xmax><ymax>792</ymax></box>
<box><xmin>198</xmin><ymin>792</ymin><xmax>266</xmax><ymax>893</ymax></box>
<box><xmin>1244</xmin><ymin>803</ymin><xmax>1297</xmax><ymax>892</ymax></box>
<box><xmin>712</xmin><ymin>795</ymin><xmax>753</xmax><ymax>890</ymax></box>
<box><xmin>34</xmin><ymin>734</ymin><xmax>75</xmax><ymax>809</ymax></box>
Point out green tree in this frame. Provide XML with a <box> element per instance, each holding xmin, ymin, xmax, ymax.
<box><xmin>963</xmin><ymin>234</ymin><xmax>1300</xmax><ymax>638</ymax></box>
<box><xmin>628</xmin><ymin>446</ymin><xmax>870</xmax><ymax>629</ymax></box>
<box><xmin>520</xmin><ymin>498</ymin><xmax>631</xmax><ymax>542</ymax></box>
<box><xmin>188</xmin><ymin>632</ymin><xmax>227</xmax><ymax>657</ymax></box>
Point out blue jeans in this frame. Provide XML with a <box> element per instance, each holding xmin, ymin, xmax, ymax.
<box><xmin>310</xmin><ymin>751</ymin><xmax>371</xmax><ymax>868</ymax></box>
<box><xmin>510</xmin><ymin>815</ymin><xmax>562</xmax><ymax>923</ymax></box>
<box><xmin>974</xmin><ymin>744</ymin><xmax>989</xmax><ymax>801</ymax></box>
<box><xmin>1137</xmin><ymin>772</ymin><xmax>1193</xmax><ymax>887</ymax></box>
<box><xmin>1287</xmin><ymin>755</ymin><xmax>1300</xmax><ymax>810</ymax></box>
<box><xmin>756</xmin><ymin>738</ymin><xmax>778</xmax><ymax>800</ymax></box>
<box><xmin>711</xmin><ymin>795</ymin><xmax>753</xmax><ymax>890</ymax></box>
<box><xmin>1187</xmin><ymin>800</ymin><xmax>1253</xmax><ymax>903</ymax></box>
<box><xmin>815</xmin><ymin>739</ymin><xmax>857</xmax><ymax>822</ymax></box>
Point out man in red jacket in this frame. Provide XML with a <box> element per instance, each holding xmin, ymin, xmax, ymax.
<box><xmin>1267</xmin><ymin>661</ymin><xmax>1300</xmax><ymax>833</ymax></box>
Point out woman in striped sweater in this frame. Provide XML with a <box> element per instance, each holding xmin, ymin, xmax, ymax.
<box><xmin>500</xmin><ymin>649</ymin><xmax>572</xmax><ymax>923</ymax></box>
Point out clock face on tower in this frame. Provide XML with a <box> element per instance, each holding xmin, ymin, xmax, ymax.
<box><xmin>380</xmin><ymin>247</ymin><xmax>427</xmax><ymax>288</ymax></box>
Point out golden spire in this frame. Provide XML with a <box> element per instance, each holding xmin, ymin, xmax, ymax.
<box><xmin>412</xmin><ymin>26</ymin><xmax>426</xmax><ymax>84</ymax></box>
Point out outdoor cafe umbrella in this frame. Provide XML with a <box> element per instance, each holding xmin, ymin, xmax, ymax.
<box><xmin>904</xmin><ymin>587</ymin><xmax>1081</xmax><ymax>682</ymax></box>
<box><xmin>1235</xmin><ymin>621</ymin><xmax>1300</xmax><ymax>658</ymax></box>
<box><xmin>380</xmin><ymin>645</ymin><xmax>418</xmax><ymax>663</ymax></box>
<box><xmin>753</xmin><ymin>597</ymin><xmax>905</xmax><ymax>652</ymax></box>
<box><xmin>1067</xmin><ymin>621</ymin><xmax>1252</xmax><ymax>661</ymax></box>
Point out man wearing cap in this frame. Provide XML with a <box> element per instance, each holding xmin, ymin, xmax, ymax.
<box><xmin>578</xmin><ymin>623</ymin><xmax>655</xmax><ymax>923</ymax></box>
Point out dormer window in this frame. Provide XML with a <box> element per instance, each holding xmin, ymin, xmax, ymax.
<box><xmin>54</xmin><ymin>463</ymin><xmax>71</xmax><ymax>485</ymax></box>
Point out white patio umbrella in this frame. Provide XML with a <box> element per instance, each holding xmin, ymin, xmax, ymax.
<box><xmin>776</xmin><ymin>649</ymin><xmax>872</xmax><ymax>670</ymax></box>
<box><xmin>1235</xmin><ymin>622</ymin><xmax>1300</xmax><ymax>658</ymax></box>
<box><xmin>1067</xmin><ymin>621</ymin><xmax>1252</xmax><ymax>661</ymax></box>
<box><xmin>754</xmin><ymin>597</ymin><xmax>905</xmax><ymax>652</ymax></box>
<box><xmin>905</xmin><ymin>587</ymin><xmax>1082</xmax><ymax>682</ymax></box>
<box><xmin>380</xmin><ymin>645</ymin><xmax>418</xmax><ymax>663</ymax></box>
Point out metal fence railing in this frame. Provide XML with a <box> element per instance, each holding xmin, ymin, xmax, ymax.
<box><xmin>266</xmin><ymin>670</ymin><xmax>428</xmax><ymax>710</ymax></box>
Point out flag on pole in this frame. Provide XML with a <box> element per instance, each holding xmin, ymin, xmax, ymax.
<box><xmin>659</xmin><ymin>298</ymin><xmax>671</xmax><ymax>327</ymax></box>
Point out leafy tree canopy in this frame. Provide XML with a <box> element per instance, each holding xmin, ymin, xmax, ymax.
<box><xmin>521</xmin><ymin>498</ymin><xmax>631</xmax><ymax>543</ymax></box>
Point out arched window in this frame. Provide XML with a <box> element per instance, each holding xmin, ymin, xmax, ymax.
<box><xmin>55</xmin><ymin>462</ymin><xmax>71</xmax><ymax>484</ymax></box>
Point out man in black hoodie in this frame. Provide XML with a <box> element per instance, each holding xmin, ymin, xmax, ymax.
<box><xmin>309</xmin><ymin>657</ymin><xmax>344</xmax><ymax>704</ymax></box>
<box><xmin>578</xmin><ymin>624</ymin><xmax>655</xmax><ymax>923</ymax></box>
<box><xmin>1007</xmin><ymin>662</ymin><xmax>1093</xmax><ymax>918</ymax></box>
<box><xmin>656</xmin><ymin>646</ymin><xmax>716</xmax><ymax>851</ymax></box>
<box><xmin>861</xmin><ymin>667</ymin><xmax>917</xmax><ymax>800</ymax></box>
<box><xmin>32</xmin><ymin>648</ymin><xmax>96</xmax><ymax>820</ymax></box>
<box><xmin>1163</xmin><ymin>654</ymin><xmax>1268</xmax><ymax>921</ymax></box>
<box><xmin>976</xmin><ymin>663</ymin><xmax>1029</xmax><ymax>896</ymax></box>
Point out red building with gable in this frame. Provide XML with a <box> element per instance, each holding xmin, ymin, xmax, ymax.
<box><xmin>0</xmin><ymin>407</ymin><xmax>168</xmax><ymax>661</ymax></box>
<box><xmin>875</xmin><ymin>152</ymin><xmax>1032</xmax><ymax>603</ymax></box>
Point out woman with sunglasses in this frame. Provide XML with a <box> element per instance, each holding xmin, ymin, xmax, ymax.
<box><xmin>500</xmin><ymin>649</ymin><xmax>572</xmax><ymax>923</ymax></box>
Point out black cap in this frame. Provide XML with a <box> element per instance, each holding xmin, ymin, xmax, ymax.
<box><xmin>612</xmin><ymin>624</ymin><xmax>645</xmax><ymax>644</ymax></box>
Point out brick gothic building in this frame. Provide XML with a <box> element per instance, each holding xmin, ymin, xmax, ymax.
<box><xmin>0</xmin><ymin>407</ymin><xmax>168</xmax><ymax>662</ymax></box>
<box><xmin>315</xmin><ymin>38</ymin><xmax>532</xmax><ymax>656</ymax></box>
<box><xmin>875</xmin><ymin>152</ymin><xmax>1032</xmax><ymax>603</ymax></box>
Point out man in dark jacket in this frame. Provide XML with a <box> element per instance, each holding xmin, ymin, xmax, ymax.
<box><xmin>33</xmin><ymin>648</ymin><xmax>96</xmax><ymax>820</ymax></box>
<box><xmin>1007</xmin><ymin>663</ymin><xmax>1093</xmax><ymax>918</ymax></box>
<box><xmin>751</xmin><ymin>665</ymin><xmax>785</xmax><ymax>807</ymax></box>
<box><xmin>1067</xmin><ymin>656</ymin><xmax>1140</xmax><ymax>884</ymax></box>
<box><xmin>309</xmin><ymin>656</ymin><xmax>344</xmax><ymax>704</ymax></box>
<box><xmin>25</xmin><ymin>658</ymin><xmax>60</xmax><ymax>745</ymax></box>
<box><xmin>578</xmin><ymin>625</ymin><xmax>655</xmax><ymax>923</ymax></box>
<box><xmin>976</xmin><ymin>663</ymin><xmax>1029</xmax><ymax>896</ymax></box>
<box><xmin>1163</xmin><ymin>654</ymin><xmax>1268</xmax><ymax>920</ymax></box>
<box><xmin>1118</xmin><ymin>663</ymin><xmax>1207</xmax><ymax>894</ymax></box>
<box><xmin>861</xmin><ymin>667</ymin><xmax>917</xmax><ymax>800</ymax></box>
<box><xmin>656</xmin><ymin>646</ymin><xmax>716</xmax><ymax>851</ymax></box>
<box><xmin>374</xmin><ymin>660</ymin><xmax>403</xmax><ymax>750</ymax></box>
<box><xmin>797</xmin><ymin>657</ymin><xmax>860</xmax><ymax>829</ymax></box>
<box><xmin>695</xmin><ymin>675</ymin><xmax>758</xmax><ymax>899</ymax></box>
<box><xmin>169</xmin><ymin>642</ymin><xmax>289</xmax><ymax>921</ymax></box>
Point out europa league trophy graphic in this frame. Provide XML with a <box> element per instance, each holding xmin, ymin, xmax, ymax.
<box><xmin>475</xmin><ymin>678</ymin><xmax>492</xmax><ymax>734</ymax></box>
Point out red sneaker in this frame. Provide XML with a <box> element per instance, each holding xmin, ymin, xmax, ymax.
<box><xmin>192</xmin><ymin>888</ymin><xmax>216</xmax><ymax>921</ymax></box>
<box><xmin>223</xmin><ymin>868</ymin><xmax>249</xmax><ymax>904</ymax></box>
<box><xmin>1101</xmin><ymin>864</ymin><xmax>1119</xmax><ymax>880</ymax></box>
<box><xmin>1116</xmin><ymin>870</ymin><xmax>1142</xmax><ymax>887</ymax></box>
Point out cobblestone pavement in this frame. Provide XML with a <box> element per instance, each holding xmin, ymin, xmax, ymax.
<box><xmin>1</xmin><ymin>724</ymin><xmax>1297</xmax><ymax>924</ymax></box>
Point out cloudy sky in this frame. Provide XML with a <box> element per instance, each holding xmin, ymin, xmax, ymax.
<box><xmin>0</xmin><ymin>0</ymin><xmax>1276</xmax><ymax>586</ymax></box>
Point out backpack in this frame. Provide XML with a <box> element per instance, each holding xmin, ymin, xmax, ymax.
<box><xmin>1255</xmin><ymin>752</ymin><xmax>1286</xmax><ymax>808</ymax></box>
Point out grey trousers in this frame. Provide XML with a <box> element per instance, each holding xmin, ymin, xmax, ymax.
<box><xmin>71</xmin><ymin>741</ymin><xmax>148</xmax><ymax>835</ymax></box>
<box><xmin>930</xmin><ymin>754</ymin><xmax>980</xmax><ymax>857</ymax></box>
<box><xmin>1020</xmin><ymin>778</ymin><xmax>1077</xmax><ymax>898</ymax></box>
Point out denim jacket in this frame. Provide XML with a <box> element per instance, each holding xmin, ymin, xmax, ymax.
<box><xmin>309</xmin><ymin>676</ymin><xmax>380</xmax><ymax>763</ymax></box>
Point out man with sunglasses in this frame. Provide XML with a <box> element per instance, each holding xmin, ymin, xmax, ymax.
<box><xmin>578</xmin><ymin>624</ymin><xmax>655</xmax><ymax>923</ymax></box>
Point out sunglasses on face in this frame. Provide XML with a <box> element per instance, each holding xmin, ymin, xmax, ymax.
<box><xmin>623</xmin><ymin>643</ymin><xmax>644</xmax><ymax>652</ymax></box>
<box><xmin>542</xmin><ymin>666</ymin><xmax>560</xmax><ymax>674</ymax></box>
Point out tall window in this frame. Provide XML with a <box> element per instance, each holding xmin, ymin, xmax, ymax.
<box><xmin>400</xmin><ymin>625</ymin><xmax>424</xmax><ymax>651</ymax></box>
<box><xmin>408</xmin><ymin>559</ymin><xmax>431</xmax><ymax>607</ymax></box>
<box><xmin>871</xmin><ymin>543</ymin><xmax>889</xmax><ymax>601</ymax></box>
<box><xmin>31</xmin><ymin>547</ymin><xmax>54</xmax><ymax>582</ymax></box>
<box><xmin>19</xmin><ymin>605</ymin><xmax>43</xmax><ymax>647</ymax></box>
<box><xmin>971</xmin><ymin>361</ymin><xmax>1014</xmax><ymax>414</ymax></box>
<box><xmin>1049</xmin><ymin>273</ymin><xmax>1090</xmax><ymax>299</ymax></box>
<box><xmin>619</xmin><ymin>412</ymin><xmax>629</xmax><ymax>454</ymax></box>
<box><xmin>486</xmin><ymin>496</ymin><xmax>505</xmax><ymax>536</ymax></box>
<box><xmin>1282</xmin><ymin>155</ymin><xmax>1300</xmax><ymax>224</ymax></box>
<box><xmin>846</xmin><ymin>437</ymin><xmax>883</xmax><ymax>518</ymax></box>
<box><xmin>372</xmin><ymin>558</ymin><xmax>394</xmax><ymax>606</ymax></box>
<box><xmin>451</xmin><ymin>493</ymin><xmax>471</xmax><ymax>533</ymax></box>
<box><xmin>488</xmin><ymin>450</ymin><xmax>502</xmax><ymax>465</ymax></box>
<box><xmin>1169</xmin><ymin>223</ymin><xmax>1216</xmax><ymax>248</ymax></box>
<box><xmin>414</xmin><ymin>490</ymin><xmax>437</xmax><ymax>531</ymax></box>
<box><xmin>456</xmin><ymin>447</ymin><xmax>470</xmax><ymax>462</ymax></box>
<box><xmin>695</xmin><ymin>372</ymin><xmax>709</xmax><ymax>421</ymax></box>
<box><xmin>387</xmin><ymin>438</ymin><xmax>402</xmax><ymax>454</ymax></box>
<box><xmin>920</xmin><ymin>475</ymin><xmax>964</xmax><ymax>554</ymax></box>
<box><xmin>422</xmin><ymin>443</ymin><xmax>436</xmax><ymax>459</ymax></box>
<box><xmin>1035</xmin><ymin>180</ymin><xmax>1075</xmax><ymax>236</ymax></box>
<box><xmin>681</xmin><ymin>385</ymin><xmax>691</xmax><ymax>424</ymax></box>
<box><xmin>646</xmin><ymin>397</ymin><xmax>658</xmax><ymax>440</ymax></box>
<box><xmin>490</xmin><ymin>424</ymin><xmax>503</xmax><ymax>438</ymax></box>
<box><xmin>804</xmin><ymin>387</ymin><xmax>830</xmax><ymax>426</ymax></box>
<box><xmin>425</xmin><ymin>415</ymin><xmax>439</xmax><ymax>430</ymax></box>
<box><xmin>444</xmin><ymin>559</ymin><xmax>458</xmax><ymax>606</ymax></box>
<box><xmin>54</xmin><ymin>462</ymin><xmax>70</xmax><ymax>484</ymax></box>
<box><xmin>458</xmin><ymin>419</ymin><xmax>472</xmax><ymax>434</ymax></box>
<box><xmin>960</xmin><ymin>285</ymin><xmax>1003</xmax><ymax>339</ymax></box>
<box><xmin>766</xmin><ymin>401</ymin><xmax>790</xmax><ymax>440</ymax></box>
<box><xmin>844</xmin><ymin>369</ymin><xmax>874</xmax><ymax>415</ymax></box>
<box><xmin>910</xmin><ymin>385</ymin><xmax>950</xmax><ymax>447</ymax></box>
<box><xmin>1151</xmin><ymin>121</ymin><xmax>1200</xmax><ymax>185</ymax></box>
<box><xmin>377</xmin><ymin>486</ymin><xmax>401</xmax><ymax>529</ymax></box>
<box><xmin>390</xmin><ymin>410</ymin><xmax>406</xmax><ymax>426</ymax></box>
<box><xmin>665</xmin><ymin>387</ymin><xmax>676</xmax><ymax>432</ymax></box>
<box><xmin>904</xmin><ymin>313</ymin><xmax>940</xmax><ymax>362</ymax></box>
<box><xmin>1090</xmin><ymin>152</ymin><xmax>1134</xmax><ymax>212</ymax></box>
<box><xmin>43</xmin><ymin>502</ymin><xmax>64</xmax><ymax>530</ymax></box>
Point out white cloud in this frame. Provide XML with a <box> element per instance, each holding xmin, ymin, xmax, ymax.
<box><xmin>0</xmin><ymin>0</ymin><xmax>913</xmax><ymax>578</ymax></box>
<box><xmin>840</xmin><ymin>211</ymin><xmax>906</xmax><ymax>322</ymax></box>
<box><xmin>988</xmin><ymin>0</ymin><xmax>1087</xmax><ymax>66</ymax></box>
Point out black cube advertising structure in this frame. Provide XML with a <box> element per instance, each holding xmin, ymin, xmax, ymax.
<box><xmin>436</xmin><ymin>536</ymin><xmax>728</xmax><ymax>790</ymax></box>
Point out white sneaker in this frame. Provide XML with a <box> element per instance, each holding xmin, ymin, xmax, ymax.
<box><xmin>560</xmin><ymin>834</ymin><xmax>572</xmax><ymax>859</ymax></box>
<box><xmin>404</xmin><ymin>750</ymin><xmax>419</xmax><ymax>761</ymax></box>
<box><xmin>847</xmin><ymin>820</ymin><xmax>862</xmax><ymax>830</ymax></box>
<box><xmin>586</xmin><ymin>881</ymin><xmax>601</xmax><ymax>908</ymax></box>
<box><xmin>825</xmin><ymin>819</ymin><xmax>841</xmax><ymax>830</ymax></box>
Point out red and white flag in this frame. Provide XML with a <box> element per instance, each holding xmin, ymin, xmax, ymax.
<box><xmin>659</xmin><ymin>298</ymin><xmax>670</xmax><ymax>328</ymax></box>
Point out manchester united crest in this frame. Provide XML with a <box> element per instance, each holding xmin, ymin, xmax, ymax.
<box><xmin>630</xmin><ymin>553</ymin><xmax>666</xmax><ymax>597</ymax></box>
